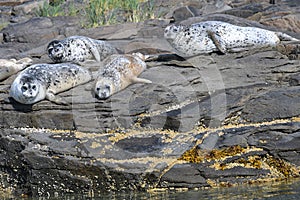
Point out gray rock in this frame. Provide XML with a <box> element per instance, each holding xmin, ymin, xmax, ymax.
<box><xmin>13</xmin><ymin>0</ymin><xmax>45</xmax><ymax>15</ymax></box>
<box><xmin>160</xmin><ymin>164</ymin><xmax>208</xmax><ymax>188</ymax></box>
<box><xmin>288</xmin><ymin>73</ymin><xmax>300</xmax><ymax>86</ymax></box>
<box><xmin>1</xmin><ymin>16</ymin><xmax>80</xmax><ymax>47</ymax></box>
<box><xmin>241</xmin><ymin>87</ymin><xmax>300</xmax><ymax>123</ymax></box>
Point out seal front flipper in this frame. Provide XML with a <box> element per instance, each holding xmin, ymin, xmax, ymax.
<box><xmin>83</xmin><ymin>37</ymin><xmax>101</xmax><ymax>62</ymax></box>
<box><xmin>46</xmin><ymin>92</ymin><xmax>70</xmax><ymax>105</ymax></box>
<box><xmin>132</xmin><ymin>77</ymin><xmax>152</xmax><ymax>84</ymax></box>
<box><xmin>207</xmin><ymin>30</ymin><xmax>227</xmax><ymax>54</ymax></box>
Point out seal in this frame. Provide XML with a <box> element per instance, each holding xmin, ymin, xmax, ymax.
<box><xmin>94</xmin><ymin>53</ymin><xmax>152</xmax><ymax>99</ymax></box>
<box><xmin>164</xmin><ymin>21</ymin><xmax>299</xmax><ymax>56</ymax></box>
<box><xmin>47</xmin><ymin>36</ymin><xmax>119</xmax><ymax>63</ymax></box>
<box><xmin>0</xmin><ymin>57</ymin><xmax>32</xmax><ymax>81</ymax></box>
<box><xmin>10</xmin><ymin>63</ymin><xmax>92</xmax><ymax>105</ymax></box>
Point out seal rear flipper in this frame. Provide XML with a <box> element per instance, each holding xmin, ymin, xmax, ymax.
<box><xmin>46</xmin><ymin>92</ymin><xmax>70</xmax><ymax>105</ymax></box>
<box><xmin>132</xmin><ymin>77</ymin><xmax>152</xmax><ymax>84</ymax></box>
<box><xmin>207</xmin><ymin>30</ymin><xmax>227</xmax><ymax>54</ymax></box>
<box><xmin>16</xmin><ymin>57</ymin><xmax>33</xmax><ymax>65</ymax></box>
<box><xmin>276</xmin><ymin>32</ymin><xmax>299</xmax><ymax>42</ymax></box>
<box><xmin>0</xmin><ymin>67</ymin><xmax>11</xmax><ymax>81</ymax></box>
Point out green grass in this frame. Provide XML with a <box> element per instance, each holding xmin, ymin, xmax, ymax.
<box><xmin>85</xmin><ymin>0</ymin><xmax>155</xmax><ymax>27</ymax></box>
<box><xmin>35</xmin><ymin>0</ymin><xmax>65</xmax><ymax>17</ymax></box>
<box><xmin>35</xmin><ymin>0</ymin><xmax>154</xmax><ymax>27</ymax></box>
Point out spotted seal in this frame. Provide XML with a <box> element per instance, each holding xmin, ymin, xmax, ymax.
<box><xmin>0</xmin><ymin>57</ymin><xmax>32</xmax><ymax>81</ymax></box>
<box><xmin>164</xmin><ymin>21</ymin><xmax>299</xmax><ymax>57</ymax></box>
<box><xmin>10</xmin><ymin>63</ymin><xmax>92</xmax><ymax>105</ymax></box>
<box><xmin>47</xmin><ymin>36</ymin><xmax>119</xmax><ymax>63</ymax></box>
<box><xmin>94</xmin><ymin>53</ymin><xmax>152</xmax><ymax>99</ymax></box>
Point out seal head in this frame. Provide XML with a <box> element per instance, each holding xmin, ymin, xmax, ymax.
<box><xmin>10</xmin><ymin>75</ymin><xmax>45</xmax><ymax>104</ymax></box>
<box><xmin>94</xmin><ymin>78</ymin><xmax>115</xmax><ymax>99</ymax></box>
<box><xmin>47</xmin><ymin>40</ymin><xmax>64</xmax><ymax>62</ymax></box>
<box><xmin>164</xmin><ymin>24</ymin><xmax>185</xmax><ymax>41</ymax></box>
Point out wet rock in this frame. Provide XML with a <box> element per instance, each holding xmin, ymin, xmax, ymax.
<box><xmin>160</xmin><ymin>164</ymin><xmax>208</xmax><ymax>188</ymax></box>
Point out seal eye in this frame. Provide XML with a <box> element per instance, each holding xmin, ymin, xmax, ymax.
<box><xmin>32</xmin><ymin>85</ymin><xmax>37</xmax><ymax>90</ymax></box>
<box><xmin>48</xmin><ymin>47</ymin><xmax>53</xmax><ymax>53</ymax></box>
<box><xmin>105</xmin><ymin>85</ymin><xmax>110</xmax><ymax>91</ymax></box>
<box><xmin>96</xmin><ymin>87</ymin><xmax>100</xmax><ymax>92</ymax></box>
<box><xmin>173</xmin><ymin>26</ymin><xmax>179</xmax><ymax>32</ymax></box>
<box><xmin>21</xmin><ymin>86</ymin><xmax>28</xmax><ymax>92</ymax></box>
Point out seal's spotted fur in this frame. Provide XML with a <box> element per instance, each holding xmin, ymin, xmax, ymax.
<box><xmin>164</xmin><ymin>21</ymin><xmax>299</xmax><ymax>56</ymax></box>
<box><xmin>94</xmin><ymin>53</ymin><xmax>152</xmax><ymax>99</ymax></box>
<box><xmin>10</xmin><ymin>63</ymin><xmax>92</xmax><ymax>104</ymax></box>
<box><xmin>47</xmin><ymin>36</ymin><xmax>118</xmax><ymax>63</ymax></box>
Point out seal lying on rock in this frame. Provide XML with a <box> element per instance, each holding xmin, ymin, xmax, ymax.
<box><xmin>164</xmin><ymin>21</ymin><xmax>299</xmax><ymax>57</ymax></box>
<box><xmin>47</xmin><ymin>36</ymin><xmax>119</xmax><ymax>63</ymax></box>
<box><xmin>10</xmin><ymin>63</ymin><xmax>92</xmax><ymax>105</ymax></box>
<box><xmin>0</xmin><ymin>58</ymin><xmax>32</xmax><ymax>81</ymax></box>
<box><xmin>94</xmin><ymin>53</ymin><xmax>152</xmax><ymax>99</ymax></box>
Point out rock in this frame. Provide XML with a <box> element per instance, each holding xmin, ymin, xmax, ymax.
<box><xmin>160</xmin><ymin>164</ymin><xmax>208</xmax><ymax>188</ymax></box>
<box><xmin>222</xmin><ymin>3</ymin><xmax>266</xmax><ymax>18</ymax></box>
<box><xmin>0</xmin><ymin>0</ymin><xmax>30</xmax><ymax>7</ymax></box>
<box><xmin>13</xmin><ymin>0</ymin><xmax>45</xmax><ymax>15</ymax></box>
<box><xmin>260</xmin><ymin>14</ymin><xmax>300</xmax><ymax>33</ymax></box>
<box><xmin>1</xmin><ymin>17</ymin><xmax>79</xmax><ymax>45</ymax></box>
<box><xmin>0</xmin><ymin>6</ymin><xmax>13</xmax><ymax>16</ymax></box>
<box><xmin>164</xmin><ymin>0</ymin><xmax>232</xmax><ymax>21</ymax></box>
<box><xmin>171</xmin><ymin>6</ymin><xmax>202</xmax><ymax>22</ymax></box>
<box><xmin>288</xmin><ymin>73</ymin><xmax>300</xmax><ymax>86</ymax></box>
<box><xmin>241</xmin><ymin>87</ymin><xmax>300</xmax><ymax>123</ymax></box>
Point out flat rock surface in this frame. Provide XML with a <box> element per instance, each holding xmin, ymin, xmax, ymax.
<box><xmin>0</xmin><ymin>0</ymin><xmax>300</xmax><ymax>198</ymax></box>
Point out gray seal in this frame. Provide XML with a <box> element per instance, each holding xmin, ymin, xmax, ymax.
<box><xmin>47</xmin><ymin>36</ymin><xmax>119</xmax><ymax>63</ymax></box>
<box><xmin>10</xmin><ymin>63</ymin><xmax>92</xmax><ymax>105</ymax></box>
<box><xmin>94</xmin><ymin>53</ymin><xmax>152</xmax><ymax>99</ymax></box>
<box><xmin>164</xmin><ymin>21</ymin><xmax>299</xmax><ymax>57</ymax></box>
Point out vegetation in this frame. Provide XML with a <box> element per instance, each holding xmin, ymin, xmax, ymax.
<box><xmin>35</xmin><ymin>0</ymin><xmax>65</xmax><ymax>17</ymax></box>
<box><xmin>36</xmin><ymin>0</ymin><xmax>154</xmax><ymax>27</ymax></box>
